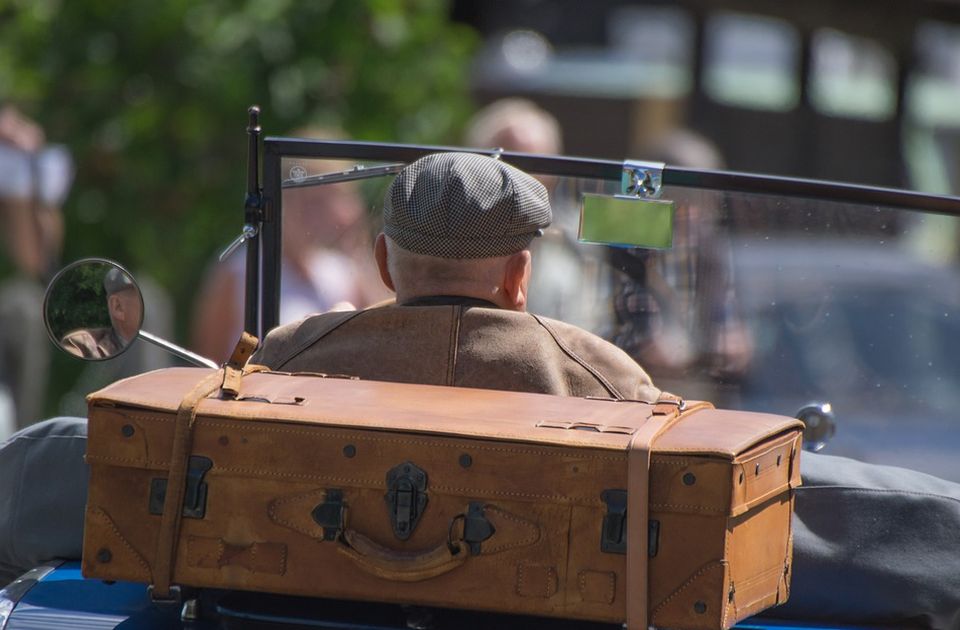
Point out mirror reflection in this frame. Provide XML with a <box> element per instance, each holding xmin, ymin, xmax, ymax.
<box><xmin>43</xmin><ymin>258</ymin><xmax>144</xmax><ymax>361</ymax></box>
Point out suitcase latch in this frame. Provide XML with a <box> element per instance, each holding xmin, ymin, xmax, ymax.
<box><xmin>461</xmin><ymin>502</ymin><xmax>495</xmax><ymax>554</ymax></box>
<box><xmin>385</xmin><ymin>461</ymin><xmax>428</xmax><ymax>541</ymax></box>
<box><xmin>600</xmin><ymin>489</ymin><xmax>660</xmax><ymax>557</ymax></box>
<box><xmin>149</xmin><ymin>456</ymin><xmax>213</xmax><ymax>519</ymax></box>
<box><xmin>601</xmin><ymin>489</ymin><xmax>628</xmax><ymax>554</ymax></box>
<box><xmin>311</xmin><ymin>489</ymin><xmax>345</xmax><ymax>541</ymax></box>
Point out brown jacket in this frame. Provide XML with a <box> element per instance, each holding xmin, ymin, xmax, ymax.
<box><xmin>59</xmin><ymin>327</ymin><xmax>127</xmax><ymax>360</ymax></box>
<box><xmin>252</xmin><ymin>303</ymin><xmax>660</xmax><ymax>401</ymax></box>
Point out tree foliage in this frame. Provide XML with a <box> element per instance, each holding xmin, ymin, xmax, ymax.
<box><xmin>44</xmin><ymin>261</ymin><xmax>113</xmax><ymax>338</ymax></box>
<box><xmin>0</xmin><ymin>0</ymin><xmax>477</xmax><ymax>337</ymax></box>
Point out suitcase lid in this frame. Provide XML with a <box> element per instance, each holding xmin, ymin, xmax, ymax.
<box><xmin>89</xmin><ymin>368</ymin><xmax>802</xmax><ymax>459</ymax></box>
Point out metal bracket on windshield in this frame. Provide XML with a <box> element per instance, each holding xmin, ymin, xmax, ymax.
<box><xmin>281</xmin><ymin>162</ymin><xmax>405</xmax><ymax>189</ymax></box>
<box><xmin>622</xmin><ymin>160</ymin><xmax>665</xmax><ymax>199</ymax></box>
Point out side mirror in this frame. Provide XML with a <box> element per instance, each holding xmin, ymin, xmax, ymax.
<box><xmin>43</xmin><ymin>258</ymin><xmax>143</xmax><ymax>361</ymax></box>
<box><xmin>44</xmin><ymin>258</ymin><xmax>218</xmax><ymax>368</ymax></box>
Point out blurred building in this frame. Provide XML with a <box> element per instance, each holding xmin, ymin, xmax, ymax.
<box><xmin>453</xmin><ymin>0</ymin><xmax>960</xmax><ymax>195</ymax></box>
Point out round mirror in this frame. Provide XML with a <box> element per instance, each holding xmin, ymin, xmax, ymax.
<box><xmin>43</xmin><ymin>258</ymin><xmax>144</xmax><ymax>361</ymax></box>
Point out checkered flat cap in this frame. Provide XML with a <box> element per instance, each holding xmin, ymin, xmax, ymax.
<box><xmin>103</xmin><ymin>267</ymin><xmax>135</xmax><ymax>295</ymax></box>
<box><xmin>383</xmin><ymin>152</ymin><xmax>551</xmax><ymax>259</ymax></box>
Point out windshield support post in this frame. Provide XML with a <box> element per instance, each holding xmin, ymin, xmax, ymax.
<box><xmin>243</xmin><ymin>106</ymin><xmax>264</xmax><ymax>339</ymax></box>
<box><xmin>260</xmin><ymin>140</ymin><xmax>282</xmax><ymax>337</ymax></box>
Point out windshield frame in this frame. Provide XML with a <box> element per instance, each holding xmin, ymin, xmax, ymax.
<box><xmin>250</xmin><ymin>136</ymin><xmax>960</xmax><ymax>337</ymax></box>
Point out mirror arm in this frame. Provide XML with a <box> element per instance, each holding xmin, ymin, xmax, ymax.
<box><xmin>138</xmin><ymin>330</ymin><xmax>219</xmax><ymax>370</ymax></box>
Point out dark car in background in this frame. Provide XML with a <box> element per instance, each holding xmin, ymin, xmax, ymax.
<box><xmin>733</xmin><ymin>238</ymin><xmax>960</xmax><ymax>481</ymax></box>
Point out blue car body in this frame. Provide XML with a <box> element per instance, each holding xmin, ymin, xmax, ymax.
<box><xmin>1</xmin><ymin>562</ymin><xmax>885</xmax><ymax>630</ymax></box>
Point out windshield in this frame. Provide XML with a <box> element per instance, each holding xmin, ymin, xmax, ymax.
<box><xmin>270</xmin><ymin>150</ymin><xmax>960</xmax><ymax>482</ymax></box>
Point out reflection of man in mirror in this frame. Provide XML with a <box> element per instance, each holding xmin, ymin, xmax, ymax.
<box><xmin>59</xmin><ymin>268</ymin><xmax>141</xmax><ymax>359</ymax></box>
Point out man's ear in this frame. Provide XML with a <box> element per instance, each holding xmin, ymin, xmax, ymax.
<box><xmin>501</xmin><ymin>250</ymin><xmax>532</xmax><ymax>311</ymax></box>
<box><xmin>374</xmin><ymin>233</ymin><xmax>396</xmax><ymax>292</ymax></box>
<box><xmin>107</xmin><ymin>294</ymin><xmax>124</xmax><ymax>321</ymax></box>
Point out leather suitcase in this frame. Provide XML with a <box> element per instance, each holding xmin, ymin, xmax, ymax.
<box><xmin>82</xmin><ymin>367</ymin><xmax>802</xmax><ymax>630</ymax></box>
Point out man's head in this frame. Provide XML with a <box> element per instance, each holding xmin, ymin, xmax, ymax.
<box><xmin>374</xmin><ymin>152</ymin><xmax>551</xmax><ymax>311</ymax></box>
<box><xmin>103</xmin><ymin>267</ymin><xmax>142</xmax><ymax>343</ymax></box>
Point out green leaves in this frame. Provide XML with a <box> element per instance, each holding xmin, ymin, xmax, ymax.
<box><xmin>0</xmin><ymin>0</ymin><xmax>476</xmax><ymax>414</ymax></box>
<box><xmin>0</xmin><ymin>0</ymin><xmax>476</xmax><ymax>317</ymax></box>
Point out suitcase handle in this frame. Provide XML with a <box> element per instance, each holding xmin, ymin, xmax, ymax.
<box><xmin>336</xmin><ymin>528</ymin><xmax>469</xmax><ymax>582</ymax></box>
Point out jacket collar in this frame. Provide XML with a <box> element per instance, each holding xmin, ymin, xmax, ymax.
<box><xmin>399</xmin><ymin>295</ymin><xmax>500</xmax><ymax>309</ymax></box>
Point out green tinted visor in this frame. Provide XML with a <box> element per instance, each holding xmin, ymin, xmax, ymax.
<box><xmin>578</xmin><ymin>194</ymin><xmax>675</xmax><ymax>249</ymax></box>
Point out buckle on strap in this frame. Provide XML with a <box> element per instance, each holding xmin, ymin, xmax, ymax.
<box><xmin>148</xmin><ymin>583</ymin><xmax>182</xmax><ymax>605</ymax></box>
<box><xmin>221</xmin><ymin>331</ymin><xmax>260</xmax><ymax>398</ymax></box>
<box><xmin>652</xmin><ymin>392</ymin><xmax>685</xmax><ymax>415</ymax></box>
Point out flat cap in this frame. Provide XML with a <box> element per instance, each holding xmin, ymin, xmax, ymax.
<box><xmin>103</xmin><ymin>267</ymin><xmax>135</xmax><ymax>295</ymax></box>
<box><xmin>383</xmin><ymin>152</ymin><xmax>551</xmax><ymax>259</ymax></box>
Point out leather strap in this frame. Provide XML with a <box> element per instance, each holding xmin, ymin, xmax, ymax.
<box><xmin>151</xmin><ymin>369</ymin><xmax>224</xmax><ymax>599</ymax></box>
<box><xmin>625</xmin><ymin>393</ymin><xmax>687</xmax><ymax>630</ymax></box>
<box><xmin>221</xmin><ymin>332</ymin><xmax>260</xmax><ymax>398</ymax></box>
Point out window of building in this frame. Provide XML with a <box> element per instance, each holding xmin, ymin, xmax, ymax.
<box><xmin>703</xmin><ymin>12</ymin><xmax>800</xmax><ymax>111</ymax></box>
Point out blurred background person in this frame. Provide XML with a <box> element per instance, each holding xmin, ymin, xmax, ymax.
<box><xmin>465</xmin><ymin>98</ymin><xmax>562</xmax><ymax>156</ymax></box>
<box><xmin>611</xmin><ymin>128</ymin><xmax>753</xmax><ymax>405</ymax></box>
<box><xmin>0</xmin><ymin>105</ymin><xmax>71</xmax><ymax>437</ymax></box>
<box><xmin>191</xmin><ymin>134</ymin><xmax>389</xmax><ymax>363</ymax></box>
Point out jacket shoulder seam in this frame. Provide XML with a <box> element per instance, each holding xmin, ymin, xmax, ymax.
<box><xmin>530</xmin><ymin>314</ymin><xmax>624</xmax><ymax>399</ymax></box>
<box><xmin>272</xmin><ymin>310</ymin><xmax>366</xmax><ymax>368</ymax></box>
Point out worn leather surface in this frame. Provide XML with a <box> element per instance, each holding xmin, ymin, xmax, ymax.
<box><xmin>250</xmin><ymin>305</ymin><xmax>661</xmax><ymax>402</ymax></box>
<box><xmin>83</xmin><ymin>368</ymin><xmax>801</xmax><ymax>628</ymax></box>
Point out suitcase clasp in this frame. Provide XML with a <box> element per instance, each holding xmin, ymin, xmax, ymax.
<box><xmin>149</xmin><ymin>456</ymin><xmax>213</xmax><ymax>519</ymax></box>
<box><xmin>385</xmin><ymin>461</ymin><xmax>428</xmax><ymax>541</ymax></box>
<box><xmin>600</xmin><ymin>489</ymin><xmax>660</xmax><ymax>557</ymax></box>
<box><xmin>601</xmin><ymin>489</ymin><xmax>628</xmax><ymax>554</ymax></box>
<box><xmin>311</xmin><ymin>489</ymin><xmax>345</xmax><ymax>541</ymax></box>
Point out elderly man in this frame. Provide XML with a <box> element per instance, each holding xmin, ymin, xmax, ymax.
<box><xmin>2</xmin><ymin>153</ymin><xmax>959</xmax><ymax>629</ymax></box>
<box><xmin>253</xmin><ymin>153</ymin><xmax>658</xmax><ymax>402</ymax></box>
<box><xmin>59</xmin><ymin>267</ymin><xmax>142</xmax><ymax>360</ymax></box>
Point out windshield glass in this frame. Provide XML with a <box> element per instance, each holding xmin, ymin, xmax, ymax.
<box><xmin>276</xmin><ymin>154</ymin><xmax>960</xmax><ymax>482</ymax></box>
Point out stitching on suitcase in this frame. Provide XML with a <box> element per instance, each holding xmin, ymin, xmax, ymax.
<box><xmin>89</xmin><ymin>459</ymin><xmax>606</xmax><ymax>502</ymax></box>
<box><xmin>652</xmin><ymin>561</ymin><xmax>726</xmax><ymax>616</ymax></box>
<box><xmin>648</xmin><ymin>503</ymin><xmax>727</xmax><ymax>513</ymax></box>
<box><xmin>193</xmin><ymin>422</ymin><xmax>627</xmax><ymax>462</ymax></box>
<box><xmin>433</xmin><ymin>485</ymin><xmax>603</xmax><ymax>503</ymax></box>
<box><xmin>250</xmin><ymin>541</ymin><xmax>287</xmax><ymax>575</ymax></box>
<box><xmin>95</xmin><ymin>413</ymin><xmax>175</xmax><ymax>423</ymax></box>
<box><xmin>218</xmin><ymin>468</ymin><xmax>379</xmax><ymax>484</ymax></box>
<box><xmin>733</xmin><ymin>564</ymin><xmax>782</xmax><ymax>588</ymax></box>
<box><xmin>577</xmin><ymin>570</ymin><xmax>616</xmax><ymax>604</ymax></box>
<box><xmin>724</xmin><ymin>528</ymin><xmax>733</xmax><ymax>626</ymax></box>
<box><xmin>268</xmin><ymin>491</ymin><xmax>331</xmax><ymax>538</ymax></box>
<box><xmin>86</xmin><ymin>456</ymin><xmax>170</xmax><ymax>467</ymax></box>
<box><xmin>482</xmin><ymin>506</ymin><xmax>540</xmax><ymax>552</ymax></box>
<box><xmin>90</xmin><ymin>506</ymin><xmax>152</xmax><ymax>577</ymax></box>
<box><xmin>515</xmin><ymin>563</ymin><xmax>557</xmax><ymax>598</ymax></box>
